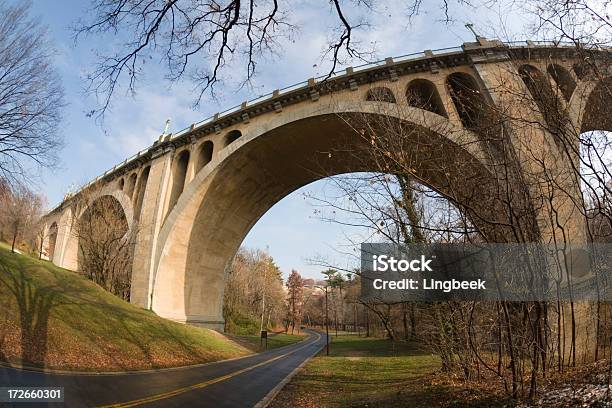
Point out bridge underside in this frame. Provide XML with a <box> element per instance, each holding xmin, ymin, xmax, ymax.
<box><xmin>151</xmin><ymin>112</ymin><xmax>499</xmax><ymax>328</ymax></box>
<box><xmin>39</xmin><ymin>44</ymin><xmax>611</xmax><ymax>336</ymax></box>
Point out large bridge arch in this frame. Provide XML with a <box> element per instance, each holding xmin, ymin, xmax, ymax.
<box><xmin>54</xmin><ymin>206</ymin><xmax>74</xmax><ymax>267</ymax></box>
<box><xmin>37</xmin><ymin>42</ymin><xmax>612</xmax><ymax>332</ymax></box>
<box><xmin>58</xmin><ymin>190</ymin><xmax>135</xmax><ymax>271</ymax></box>
<box><xmin>41</xmin><ymin>222</ymin><xmax>58</xmax><ymax>262</ymax></box>
<box><xmin>150</xmin><ymin>101</ymin><xmax>503</xmax><ymax>326</ymax></box>
<box><xmin>569</xmin><ymin>77</ymin><xmax>612</xmax><ymax>134</ymax></box>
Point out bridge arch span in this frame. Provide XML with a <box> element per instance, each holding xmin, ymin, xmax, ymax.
<box><xmin>578</xmin><ymin>78</ymin><xmax>612</xmax><ymax>133</ymax></box>
<box><xmin>150</xmin><ymin>101</ymin><xmax>500</xmax><ymax>326</ymax></box>
<box><xmin>81</xmin><ymin>190</ymin><xmax>135</xmax><ymax>229</ymax></box>
<box><xmin>59</xmin><ymin>190</ymin><xmax>135</xmax><ymax>271</ymax></box>
<box><xmin>566</xmin><ymin>76</ymin><xmax>612</xmax><ymax>135</ymax></box>
<box><xmin>41</xmin><ymin>221</ymin><xmax>58</xmax><ymax>262</ymax></box>
<box><xmin>38</xmin><ymin>43</ymin><xmax>612</xmax><ymax>332</ymax></box>
<box><xmin>547</xmin><ymin>64</ymin><xmax>577</xmax><ymax>102</ymax></box>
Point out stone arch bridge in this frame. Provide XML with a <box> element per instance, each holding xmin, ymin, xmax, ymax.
<box><xmin>41</xmin><ymin>38</ymin><xmax>612</xmax><ymax>330</ymax></box>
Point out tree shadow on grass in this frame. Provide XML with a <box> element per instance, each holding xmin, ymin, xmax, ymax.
<box><xmin>0</xmin><ymin>251</ymin><xmax>149</xmax><ymax>370</ymax></box>
<box><xmin>0</xmin><ymin>249</ymin><xmax>242</xmax><ymax>371</ymax></box>
<box><xmin>0</xmin><ymin>257</ymin><xmax>62</xmax><ymax>368</ymax></box>
<box><xmin>0</xmin><ymin>305</ymin><xmax>12</xmax><ymax>363</ymax></box>
<box><xmin>40</xmin><ymin>271</ymin><xmax>229</xmax><ymax>370</ymax></box>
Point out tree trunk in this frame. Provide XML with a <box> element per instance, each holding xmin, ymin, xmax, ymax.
<box><xmin>11</xmin><ymin>227</ymin><xmax>18</xmax><ymax>253</ymax></box>
<box><xmin>570</xmin><ymin>301</ymin><xmax>576</xmax><ymax>367</ymax></box>
<box><xmin>410</xmin><ymin>302</ymin><xmax>416</xmax><ymax>338</ymax></box>
<box><xmin>502</xmin><ymin>301</ymin><xmax>518</xmax><ymax>398</ymax></box>
<box><xmin>402</xmin><ymin>303</ymin><xmax>409</xmax><ymax>341</ymax></box>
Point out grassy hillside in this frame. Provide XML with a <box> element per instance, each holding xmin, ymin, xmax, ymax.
<box><xmin>0</xmin><ymin>243</ymin><xmax>251</xmax><ymax>371</ymax></box>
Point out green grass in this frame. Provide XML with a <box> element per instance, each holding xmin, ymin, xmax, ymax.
<box><xmin>224</xmin><ymin>314</ymin><xmax>262</xmax><ymax>335</ymax></box>
<box><xmin>270</xmin><ymin>335</ymin><xmax>515</xmax><ymax>408</ymax></box>
<box><xmin>0</xmin><ymin>243</ymin><xmax>250</xmax><ymax>371</ymax></box>
<box><xmin>234</xmin><ymin>332</ymin><xmax>306</xmax><ymax>351</ymax></box>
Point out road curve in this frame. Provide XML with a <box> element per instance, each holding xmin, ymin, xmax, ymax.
<box><xmin>0</xmin><ymin>330</ymin><xmax>326</xmax><ymax>408</ymax></box>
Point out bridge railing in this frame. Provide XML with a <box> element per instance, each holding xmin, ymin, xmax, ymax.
<box><xmin>177</xmin><ymin>48</ymin><xmax>470</xmax><ymax>141</ymax></box>
<box><xmin>48</xmin><ymin>40</ymin><xmax>600</xmax><ymax>213</ymax></box>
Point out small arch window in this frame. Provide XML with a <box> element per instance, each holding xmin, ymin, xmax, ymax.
<box><xmin>225</xmin><ymin>130</ymin><xmax>242</xmax><ymax>147</ymax></box>
<box><xmin>126</xmin><ymin>173</ymin><xmax>138</xmax><ymax>198</ymax></box>
<box><xmin>366</xmin><ymin>87</ymin><xmax>396</xmax><ymax>103</ymax></box>
<box><xmin>519</xmin><ymin>64</ymin><xmax>566</xmax><ymax>141</ymax></box>
<box><xmin>406</xmin><ymin>79</ymin><xmax>447</xmax><ymax>117</ymax></box>
<box><xmin>167</xmin><ymin>150</ymin><xmax>190</xmax><ymax>215</ymax></box>
<box><xmin>47</xmin><ymin>222</ymin><xmax>58</xmax><ymax>260</ymax></box>
<box><xmin>573</xmin><ymin>62</ymin><xmax>591</xmax><ymax>80</ymax></box>
<box><xmin>134</xmin><ymin>166</ymin><xmax>150</xmax><ymax>220</ymax></box>
<box><xmin>547</xmin><ymin>64</ymin><xmax>576</xmax><ymax>101</ymax></box>
<box><xmin>446</xmin><ymin>72</ymin><xmax>486</xmax><ymax>129</ymax></box>
<box><xmin>519</xmin><ymin>64</ymin><xmax>559</xmax><ymax>114</ymax></box>
<box><xmin>197</xmin><ymin>141</ymin><xmax>214</xmax><ymax>171</ymax></box>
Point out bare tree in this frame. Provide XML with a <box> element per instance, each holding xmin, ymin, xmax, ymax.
<box><xmin>0</xmin><ymin>1</ymin><xmax>64</xmax><ymax>184</ymax></box>
<box><xmin>0</xmin><ymin>183</ymin><xmax>44</xmax><ymax>253</ymax></box>
<box><xmin>286</xmin><ymin>269</ymin><xmax>304</xmax><ymax>334</ymax></box>
<box><xmin>71</xmin><ymin>194</ymin><xmax>136</xmax><ymax>300</ymax></box>
<box><xmin>223</xmin><ymin>247</ymin><xmax>285</xmax><ymax>334</ymax></box>
<box><xmin>75</xmin><ymin>0</ymin><xmax>498</xmax><ymax>117</ymax></box>
<box><xmin>0</xmin><ymin>177</ymin><xmax>9</xmax><ymax>242</ymax></box>
<box><xmin>75</xmin><ymin>0</ymin><xmax>297</xmax><ymax>115</ymax></box>
<box><xmin>74</xmin><ymin>0</ymin><xmax>612</xmax><ymax>120</ymax></box>
<box><xmin>304</xmin><ymin>35</ymin><xmax>612</xmax><ymax>398</ymax></box>
<box><xmin>528</xmin><ymin>0</ymin><xmax>611</xmax><ymax>46</ymax></box>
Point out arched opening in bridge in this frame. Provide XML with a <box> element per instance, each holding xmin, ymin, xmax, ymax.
<box><xmin>133</xmin><ymin>166</ymin><xmax>150</xmax><ymax>220</ymax></box>
<box><xmin>225</xmin><ymin>130</ymin><xmax>242</xmax><ymax>147</ymax></box>
<box><xmin>151</xmin><ymin>111</ymin><xmax>503</xmax><ymax>327</ymax></box>
<box><xmin>519</xmin><ymin>65</ymin><xmax>558</xmax><ymax>108</ymax></box>
<box><xmin>581</xmin><ymin>78</ymin><xmax>612</xmax><ymax>133</ymax></box>
<box><xmin>126</xmin><ymin>173</ymin><xmax>138</xmax><ymax>198</ymax></box>
<box><xmin>579</xmin><ymin>129</ymin><xmax>612</xmax><ymax>240</ymax></box>
<box><xmin>225</xmin><ymin>171</ymin><xmax>470</xmax><ymax>332</ymax></box>
<box><xmin>118</xmin><ymin>178</ymin><xmax>125</xmax><ymax>191</ymax></box>
<box><xmin>76</xmin><ymin>195</ymin><xmax>131</xmax><ymax>299</ymax></box>
<box><xmin>167</xmin><ymin>150</ymin><xmax>190</xmax><ymax>217</ymax></box>
<box><xmin>547</xmin><ymin>64</ymin><xmax>576</xmax><ymax>101</ymax></box>
<box><xmin>406</xmin><ymin>79</ymin><xmax>447</xmax><ymax>117</ymax></box>
<box><xmin>147</xmin><ymin>66</ymin><xmax>612</xmax><ymax>331</ymax></box>
<box><xmin>578</xmin><ymin>77</ymin><xmax>612</xmax><ymax>209</ymax></box>
<box><xmin>197</xmin><ymin>141</ymin><xmax>214</xmax><ymax>171</ymax></box>
<box><xmin>573</xmin><ymin>62</ymin><xmax>591</xmax><ymax>80</ymax></box>
<box><xmin>519</xmin><ymin>64</ymin><xmax>565</xmax><ymax>138</ymax></box>
<box><xmin>366</xmin><ymin>87</ymin><xmax>396</xmax><ymax>103</ymax></box>
<box><xmin>243</xmin><ymin>172</ymin><xmax>468</xmax><ymax>263</ymax></box>
<box><xmin>47</xmin><ymin>222</ymin><xmax>58</xmax><ymax>261</ymax></box>
<box><xmin>446</xmin><ymin>72</ymin><xmax>487</xmax><ymax>129</ymax></box>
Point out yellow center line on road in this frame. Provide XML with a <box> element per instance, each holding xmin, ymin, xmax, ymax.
<box><xmin>97</xmin><ymin>332</ymin><xmax>322</xmax><ymax>408</ymax></box>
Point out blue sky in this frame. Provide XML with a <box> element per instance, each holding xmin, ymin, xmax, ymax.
<box><xmin>27</xmin><ymin>0</ymin><xmax>525</xmax><ymax>279</ymax></box>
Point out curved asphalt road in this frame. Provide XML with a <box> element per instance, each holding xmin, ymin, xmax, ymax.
<box><xmin>0</xmin><ymin>330</ymin><xmax>325</xmax><ymax>408</ymax></box>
